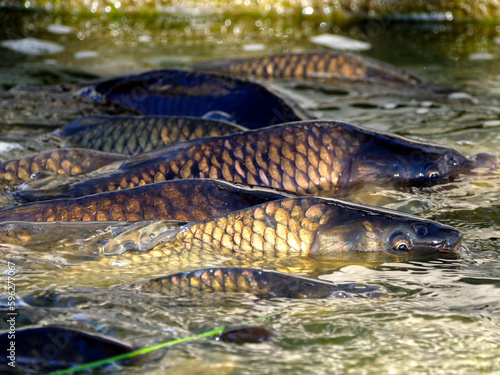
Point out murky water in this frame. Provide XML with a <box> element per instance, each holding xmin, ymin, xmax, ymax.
<box><xmin>1</xmin><ymin>9</ymin><xmax>500</xmax><ymax>375</ymax></box>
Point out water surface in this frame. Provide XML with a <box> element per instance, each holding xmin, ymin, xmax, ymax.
<box><xmin>1</xmin><ymin>10</ymin><xmax>500</xmax><ymax>375</ymax></box>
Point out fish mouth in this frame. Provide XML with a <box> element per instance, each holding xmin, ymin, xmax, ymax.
<box><xmin>412</xmin><ymin>233</ymin><xmax>463</xmax><ymax>256</ymax></box>
<box><xmin>468</xmin><ymin>153</ymin><xmax>500</xmax><ymax>173</ymax></box>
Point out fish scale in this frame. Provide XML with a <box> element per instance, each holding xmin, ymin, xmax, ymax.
<box><xmin>0</xmin><ymin>148</ymin><xmax>125</xmax><ymax>186</ymax></box>
<box><xmin>20</xmin><ymin>120</ymin><xmax>497</xmax><ymax>202</ymax></box>
<box><xmin>54</xmin><ymin>116</ymin><xmax>246</xmax><ymax>155</ymax></box>
<box><xmin>0</xmin><ymin>179</ymin><xmax>289</xmax><ymax>222</ymax></box>
<box><xmin>95</xmin><ymin>198</ymin><xmax>341</xmax><ymax>271</ymax></box>
<box><xmin>194</xmin><ymin>51</ymin><xmax>428</xmax><ymax>85</ymax></box>
<box><xmin>50</xmin><ymin>195</ymin><xmax>461</xmax><ymax>286</ymax></box>
<box><xmin>131</xmin><ymin>267</ymin><xmax>382</xmax><ymax>299</ymax></box>
<box><xmin>71</xmin><ymin>122</ymin><xmax>360</xmax><ymax>197</ymax></box>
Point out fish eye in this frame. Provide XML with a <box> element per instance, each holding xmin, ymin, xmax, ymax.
<box><xmin>427</xmin><ymin>170</ymin><xmax>440</xmax><ymax>179</ymax></box>
<box><xmin>389</xmin><ymin>232</ymin><xmax>411</xmax><ymax>252</ymax></box>
<box><xmin>423</xmin><ymin>163</ymin><xmax>441</xmax><ymax>180</ymax></box>
<box><xmin>394</xmin><ymin>239</ymin><xmax>410</xmax><ymax>251</ymax></box>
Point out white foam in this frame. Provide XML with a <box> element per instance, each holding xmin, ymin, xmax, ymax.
<box><xmin>74</xmin><ymin>50</ymin><xmax>98</xmax><ymax>59</ymax></box>
<box><xmin>242</xmin><ymin>43</ymin><xmax>266</xmax><ymax>52</ymax></box>
<box><xmin>483</xmin><ymin>120</ymin><xmax>500</xmax><ymax>127</ymax></box>
<box><xmin>137</xmin><ymin>35</ymin><xmax>152</xmax><ymax>43</ymax></box>
<box><xmin>0</xmin><ymin>38</ymin><xmax>64</xmax><ymax>56</ymax></box>
<box><xmin>310</xmin><ymin>33</ymin><xmax>371</xmax><ymax>51</ymax></box>
<box><xmin>46</xmin><ymin>24</ymin><xmax>74</xmax><ymax>35</ymax></box>
<box><xmin>448</xmin><ymin>92</ymin><xmax>472</xmax><ymax>100</ymax></box>
<box><xmin>468</xmin><ymin>53</ymin><xmax>494</xmax><ymax>61</ymax></box>
<box><xmin>0</xmin><ymin>141</ymin><xmax>23</xmax><ymax>154</ymax></box>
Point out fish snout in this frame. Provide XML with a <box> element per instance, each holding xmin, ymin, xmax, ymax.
<box><xmin>437</xmin><ymin>229</ymin><xmax>463</xmax><ymax>253</ymax></box>
<box><xmin>470</xmin><ymin>152</ymin><xmax>500</xmax><ymax>171</ymax></box>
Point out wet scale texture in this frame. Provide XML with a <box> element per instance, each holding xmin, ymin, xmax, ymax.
<box><xmin>132</xmin><ymin>267</ymin><xmax>382</xmax><ymax>299</ymax></box>
<box><xmin>32</xmin><ymin>119</ymin><xmax>495</xmax><ymax>201</ymax></box>
<box><xmin>54</xmin><ymin>115</ymin><xmax>247</xmax><ymax>155</ymax></box>
<box><xmin>35</xmin><ymin>121</ymin><xmax>362</xmax><ymax>198</ymax></box>
<box><xmin>91</xmin><ymin>196</ymin><xmax>461</xmax><ymax>274</ymax></box>
<box><xmin>0</xmin><ymin>148</ymin><xmax>124</xmax><ymax>186</ymax></box>
<box><xmin>0</xmin><ymin>179</ymin><xmax>289</xmax><ymax>222</ymax></box>
<box><xmin>194</xmin><ymin>51</ymin><xmax>428</xmax><ymax>86</ymax></box>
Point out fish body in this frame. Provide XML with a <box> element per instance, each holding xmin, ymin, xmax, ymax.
<box><xmin>0</xmin><ymin>148</ymin><xmax>125</xmax><ymax>187</ymax></box>
<box><xmin>132</xmin><ymin>267</ymin><xmax>383</xmax><ymax>299</ymax></box>
<box><xmin>54</xmin><ymin>115</ymin><xmax>247</xmax><ymax>155</ymax></box>
<box><xmin>98</xmin><ymin>196</ymin><xmax>463</xmax><ymax>270</ymax></box>
<box><xmin>0</xmin><ymin>179</ymin><xmax>290</xmax><ymax>222</ymax></box>
<box><xmin>0</xmin><ymin>326</ymin><xmax>141</xmax><ymax>373</ymax></box>
<box><xmin>77</xmin><ymin>69</ymin><xmax>312</xmax><ymax>128</ymax></box>
<box><xmin>0</xmin><ymin>70</ymin><xmax>312</xmax><ymax>128</ymax></box>
<box><xmin>193</xmin><ymin>51</ymin><xmax>429</xmax><ymax>86</ymax></box>
<box><xmin>24</xmin><ymin>121</ymin><xmax>497</xmax><ymax>200</ymax></box>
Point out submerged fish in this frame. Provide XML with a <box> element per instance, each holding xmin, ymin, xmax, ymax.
<box><xmin>0</xmin><ymin>179</ymin><xmax>289</xmax><ymax>222</ymax></box>
<box><xmin>0</xmin><ymin>70</ymin><xmax>312</xmax><ymax>128</ymax></box>
<box><xmin>92</xmin><ymin>196</ymin><xmax>463</xmax><ymax>274</ymax></box>
<box><xmin>131</xmin><ymin>267</ymin><xmax>383</xmax><ymax>299</ymax></box>
<box><xmin>194</xmin><ymin>51</ymin><xmax>430</xmax><ymax>87</ymax></box>
<box><xmin>21</xmin><ymin>121</ymin><xmax>498</xmax><ymax>201</ymax></box>
<box><xmin>0</xmin><ymin>148</ymin><xmax>125</xmax><ymax>187</ymax></box>
<box><xmin>0</xmin><ymin>326</ymin><xmax>146</xmax><ymax>374</ymax></box>
<box><xmin>53</xmin><ymin>115</ymin><xmax>247</xmax><ymax>155</ymax></box>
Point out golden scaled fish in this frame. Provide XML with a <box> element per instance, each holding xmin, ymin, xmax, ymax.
<box><xmin>193</xmin><ymin>51</ymin><xmax>429</xmax><ymax>86</ymax></box>
<box><xmin>130</xmin><ymin>267</ymin><xmax>384</xmax><ymax>299</ymax></box>
<box><xmin>22</xmin><ymin>121</ymin><xmax>498</xmax><ymax>200</ymax></box>
<box><xmin>0</xmin><ymin>148</ymin><xmax>124</xmax><ymax>187</ymax></box>
<box><xmin>0</xmin><ymin>179</ymin><xmax>290</xmax><ymax>223</ymax></box>
<box><xmin>53</xmin><ymin>115</ymin><xmax>247</xmax><ymax>155</ymax></box>
<box><xmin>94</xmin><ymin>196</ymin><xmax>463</xmax><ymax>272</ymax></box>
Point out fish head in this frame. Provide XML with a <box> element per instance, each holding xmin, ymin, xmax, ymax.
<box><xmin>338</xmin><ymin>128</ymin><xmax>499</xmax><ymax>189</ymax></box>
<box><xmin>310</xmin><ymin>204</ymin><xmax>463</xmax><ymax>260</ymax></box>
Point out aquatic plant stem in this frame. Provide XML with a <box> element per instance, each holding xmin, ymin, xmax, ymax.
<box><xmin>45</xmin><ymin>310</ymin><xmax>280</xmax><ymax>375</ymax></box>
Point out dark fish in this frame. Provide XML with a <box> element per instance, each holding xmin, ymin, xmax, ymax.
<box><xmin>53</xmin><ymin>115</ymin><xmax>248</xmax><ymax>155</ymax></box>
<box><xmin>23</xmin><ymin>121</ymin><xmax>497</xmax><ymax>200</ymax></box>
<box><xmin>80</xmin><ymin>70</ymin><xmax>313</xmax><ymax>129</ymax></box>
<box><xmin>217</xmin><ymin>326</ymin><xmax>273</xmax><ymax>344</ymax></box>
<box><xmin>0</xmin><ymin>148</ymin><xmax>125</xmax><ymax>187</ymax></box>
<box><xmin>95</xmin><ymin>196</ymin><xmax>463</xmax><ymax>269</ymax></box>
<box><xmin>0</xmin><ymin>179</ymin><xmax>290</xmax><ymax>222</ymax></box>
<box><xmin>0</xmin><ymin>326</ymin><xmax>143</xmax><ymax>373</ymax></box>
<box><xmin>194</xmin><ymin>51</ymin><xmax>430</xmax><ymax>86</ymax></box>
<box><xmin>132</xmin><ymin>267</ymin><xmax>383</xmax><ymax>299</ymax></box>
<box><xmin>0</xmin><ymin>70</ymin><xmax>312</xmax><ymax>128</ymax></box>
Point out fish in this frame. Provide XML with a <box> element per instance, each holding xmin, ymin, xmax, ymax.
<box><xmin>193</xmin><ymin>51</ymin><xmax>431</xmax><ymax>87</ymax></box>
<box><xmin>53</xmin><ymin>115</ymin><xmax>248</xmax><ymax>155</ymax></box>
<box><xmin>0</xmin><ymin>326</ymin><xmax>147</xmax><ymax>374</ymax></box>
<box><xmin>0</xmin><ymin>323</ymin><xmax>270</xmax><ymax>374</ymax></box>
<box><xmin>20</xmin><ymin>120</ymin><xmax>498</xmax><ymax>201</ymax></box>
<box><xmin>0</xmin><ymin>179</ymin><xmax>290</xmax><ymax>222</ymax></box>
<box><xmin>6</xmin><ymin>196</ymin><xmax>461</xmax><ymax>288</ymax></box>
<box><xmin>131</xmin><ymin>267</ymin><xmax>384</xmax><ymax>299</ymax></box>
<box><xmin>0</xmin><ymin>70</ymin><xmax>312</xmax><ymax>128</ymax></box>
<box><xmin>90</xmin><ymin>196</ymin><xmax>463</xmax><ymax>274</ymax></box>
<box><xmin>0</xmin><ymin>148</ymin><xmax>125</xmax><ymax>187</ymax></box>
